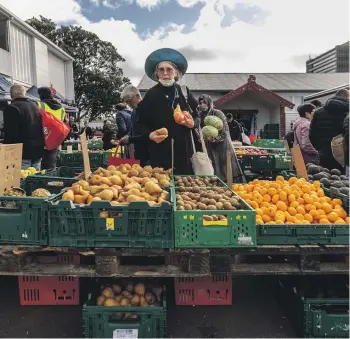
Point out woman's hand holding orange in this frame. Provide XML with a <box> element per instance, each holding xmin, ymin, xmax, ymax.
<box><xmin>179</xmin><ymin>111</ymin><xmax>194</xmax><ymax>128</ymax></box>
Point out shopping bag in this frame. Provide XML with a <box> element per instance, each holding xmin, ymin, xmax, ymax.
<box><xmin>40</xmin><ymin>107</ymin><xmax>70</xmax><ymax>150</ymax></box>
<box><xmin>190</xmin><ymin>129</ymin><xmax>214</xmax><ymax>175</ymax></box>
<box><xmin>331</xmin><ymin>134</ymin><xmax>345</xmax><ymax>167</ymax></box>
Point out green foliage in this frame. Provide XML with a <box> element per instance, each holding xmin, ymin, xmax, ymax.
<box><xmin>26</xmin><ymin>16</ymin><xmax>130</xmax><ymax>121</ymax></box>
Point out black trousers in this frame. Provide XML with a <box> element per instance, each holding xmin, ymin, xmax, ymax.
<box><xmin>41</xmin><ymin>148</ymin><xmax>59</xmax><ymax>170</ymax></box>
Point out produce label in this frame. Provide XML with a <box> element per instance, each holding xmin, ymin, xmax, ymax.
<box><xmin>113</xmin><ymin>329</ymin><xmax>138</xmax><ymax>338</ymax></box>
<box><xmin>106</xmin><ymin>218</ymin><xmax>115</xmax><ymax>230</ymax></box>
<box><xmin>203</xmin><ymin>220</ymin><xmax>228</xmax><ymax>226</ymax></box>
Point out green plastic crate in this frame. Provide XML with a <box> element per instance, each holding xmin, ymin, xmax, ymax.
<box><xmin>257</xmin><ymin>224</ymin><xmax>349</xmax><ymax>245</ymax></box>
<box><xmin>274</xmin><ymin>154</ymin><xmax>292</xmax><ymax>170</ymax></box>
<box><xmin>59</xmin><ymin>151</ymin><xmax>104</xmax><ymax>167</ymax></box>
<box><xmin>173</xmin><ymin>187</ymin><xmax>256</xmax><ymax>248</ymax></box>
<box><xmin>48</xmin><ymin>195</ymin><xmax>174</xmax><ymax>248</ymax></box>
<box><xmin>88</xmin><ymin>140</ymin><xmax>103</xmax><ymax>150</ymax></box>
<box><xmin>250</xmin><ymin>154</ymin><xmax>275</xmax><ymax>170</ymax></box>
<box><xmin>278</xmin><ymin>277</ymin><xmax>349</xmax><ymax>338</ymax></box>
<box><xmin>253</xmin><ymin>139</ymin><xmax>285</xmax><ymax>149</ymax></box>
<box><xmin>0</xmin><ymin>177</ymin><xmax>76</xmax><ymax>245</ymax></box>
<box><xmin>62</xmin><ymin>142</ymin><xmax>80</xmax><ymax>150</ymax></box>
<box><xmin>82</xmin><ymin>286</ymin><xmax>167</xmax><ymax>338</ymax></box>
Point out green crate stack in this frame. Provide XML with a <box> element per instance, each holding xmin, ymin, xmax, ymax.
<box><xmin>59</xmin><ymin>151</ymin><xmax>104</xmax><ymax>167</ymax></box>
<box><xmin>274</xmin><ymin>154</ymin><xmax>293</xmax><ymax>170</ymax></box>
<box><xmin>257</xmin><ymin>224</ymin><xmax>349</xmax><ymax>245</ymax></box>
<box><xmin>61</xmin><ymin>142</ymin><xmax>80</xmax><ymax>150</ymax></box>
<box><xmin>47</xmin><ymin>196</ymin><xmax>173</xmax><ymax>248</ymax></box>
<box><xmin>82</xmin><ymin>286</ymin><xmax>167</xmax><ymax>338</ymax></box>
<box><xmin>172</xmin><ymin>181</ymin><xmax>256</xmax><ymax>248</ymax></box>
<box><xmin>277</xmin><ymin>277</ymin><xmax>349</xmax><ymax>338</ymax></box>
<box><xmin>88</xmin><ymin>140</ymin><xmax>103</xmax><ymax>150</ymax></box>
<box><xmin>0</xmin><ymin>176</ymin><xmax>76</xmax><ymax>245</ymax></box>
<box><xmin>250</xmin><ymin>155</ymin><xmax>275</xmax><ymax>170</ymax></box>
<box><xmin>253</xmin><ymin>139</ymin><xmax>285</xmax><ymax>149</ymax></box>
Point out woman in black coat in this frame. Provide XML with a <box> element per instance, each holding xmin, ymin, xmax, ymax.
<box><xmin>135</xmin><ymin>48</ymin><xmax>200</xmax><ymax>174</ymax></box>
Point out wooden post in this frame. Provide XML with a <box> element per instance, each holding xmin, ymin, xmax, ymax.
<box><xmin>80</xmin><ymin>132</ymin><xmax>91</xmax><ymax>180</ymax></box>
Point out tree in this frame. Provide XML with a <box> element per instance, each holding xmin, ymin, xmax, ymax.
<box><xmin>26</xmin><ymin>16</ymin><xmax>130</xmax><ymax>121</ymax></box>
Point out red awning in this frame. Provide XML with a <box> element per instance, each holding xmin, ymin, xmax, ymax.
<box><xmin>213</xmin><ymin>75</ymin><xmax>295</xmax><ymax>109</ymax></box>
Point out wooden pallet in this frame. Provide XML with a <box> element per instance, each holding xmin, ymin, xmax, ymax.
<box><xmin>0</xmin><ymin>245</ymin><xmax>348</xmax><ymax>277</ymax></box>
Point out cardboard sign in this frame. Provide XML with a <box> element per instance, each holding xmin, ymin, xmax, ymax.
<box><xmin>291</xmin><ymin>145</ymin><xmax>308</xmax><ymax>180</ymax></box>
<box><xmin>67</xmin><ymin>145</ymin><xmax>73</xmax><ymax>153</ymax></box>
<box><xmin>80</xmin><ymin>132</ymin><xmax>91</xmax><ymax>180</ymax></box>
<box><xmin>0</xmin><ymin>144</ymin><xmax>23</xmax><ymax>194</ymax></box>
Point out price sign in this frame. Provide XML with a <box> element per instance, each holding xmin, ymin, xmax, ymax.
<box><xmin>106</xmin><ymin>218</ymin><xmax>115</xmax><ymax>230</ymax></box>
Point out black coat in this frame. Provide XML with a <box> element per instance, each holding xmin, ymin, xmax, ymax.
<box><xmin>135</xmin><ymin>83</ymin><xmax>199</xmax><ymax>174</ymax></box>
<box><xmin>310</xmin><ymin>97</ymin><xmax>349</xmax><ymax>168</ymax></box>
<box><xmin>3</xmin><ymin>98</ymin><xmax>44</xmax><ymax>160</ymax></box>
<box><xmin>343</xmin><ymin>114</ymin><xmax>349</xmax><ymax>167</ymax></box>
<box><xmin>116</xmin><ymin>109</ymin><xmax>132</xmax><ymax>139</ymax></box>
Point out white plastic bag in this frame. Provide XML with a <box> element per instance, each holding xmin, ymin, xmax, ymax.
<box><xmin>190</xmin><ymin>130</ymin><xmax>214</xmax><ymax>175</ymax></box>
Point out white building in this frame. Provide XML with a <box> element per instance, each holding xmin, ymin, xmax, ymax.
<box><xmin>138</xmin><ymin>72</ymin><xmax>349</xmax><ymax>138</ymax></box>
<box><xmin>0</xmin><ymin>4</ymin><xmax>74</xmax><ymax>102</ymax></box>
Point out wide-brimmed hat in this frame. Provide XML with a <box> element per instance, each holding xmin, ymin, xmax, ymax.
<box><xmin>145</xmin><ymin>48</ymin><xmax>188</xmax><ymax>80</ymax></box>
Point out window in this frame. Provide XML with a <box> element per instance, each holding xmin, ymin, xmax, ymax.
<box><xmin>0</xmin><ymin>19</ymin><xmax>9</xmax><ymax>51</ymax></box>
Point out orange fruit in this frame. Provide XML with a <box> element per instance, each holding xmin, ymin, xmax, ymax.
<box><xmin>288</xmin><ymin>177</ymin><xmax>298</xmax><ymax>184</ymax></box>
<box><xmin>301</xmin><ymin>185</ymin><xmax>311</xmax><ymax>194</ymax></box>
<box><xmin>322</xmin><ymin>203</ymin><xmax>333</xmax><ymax>214</ymax></box>
<box><xmin>327</xmin><ymin>212</ymin><xmax>339</xmax><ymax>223</ymax></box>
<box><xmin>314</xmin><ymin>202</ymin><xmax>321</xmax><ymax>209</ymax></box>
<box><xmin>260</xmin><ymin>202</ymin><xmax>270</xmax><ymax>208</ymax></box>
<box><xmin>295</xmin><ymin>213</ymin><xmax>304</xmax><ymax>221</ymax></box>
<box><xmin>325</xmin><ymin>196</ymin><xmax>332</xmax><ymax>203</ymax></box>
<box><xmin>288</xmin><ymin>194</ymin><xmax>296</xmax><ymax>203</ymax></box>
<box><xmin>305</xmin><ymin>204</ymin><xmax>316</xmax><ymax>212</ymax></box>
<box><xmin>331</xmin><ymin>198</ymin><xmax>342</xmax><ymax>206</ymax></box>
<box><xmin>276</xmin><ymin>201</ymin><xmax>288</xmax><ymax>212</ymax></box>
<box><xmin>266</xmin><ymin>221</ymin><xmax>276</xmax><ymax>224</ymax></box>
<box><xmin>304</xmin><ymin>213</ymin><xmax>313</xmax><ymax>223</ymax></box>
<box><xmin>334</xmin><ymin>208</ymin><xmax>347</xmax><ymax>219</ymax></box>
<box><xmin>250</xmin><ymin>201</ymin><xmax>259</xmax><ymax>209</ymax></box>
<box><xmin>297</xmin><ymin>198</ymin><xmax>305</xmax><ymax>205</ymax></box>
<box><xmin>289</xmin><ymin>201</ymin><xmax>299</xmax><ymax>208</ymax></box>
<box><xmin>319</xmin><ymin>197</ymin><xmax>327</xmax><ymax>204</ymax></box>
<box><xmin>296</xmin><ymin>206</ymin><xmax>306</xmax><ymax>215</ymax></box>
<box><xmin>275</xmin><ymin>212</ymin><xmax>286</xmax><ymax>222</ymax></box>
<box><xmin>256</xmin><ymin>208</ymin><xmax>264</xmax><ymax>216</ymax></box>
<box><xmin>313</xmin><ymin>181</ymin><xmax>320</xmax><ymax>189</ymax></box>
<box><xmin>286</xmin><ymin>215</ymin><xmax>296</xmax><ymax>223</ymax></box>
<box><xmin>279</xmin><ymin>191</ymin><xmax>287</xmax><ymax>201</ymax></box>
<box><xmin>309</xmin><ymin>210</ymin><xmax>319</xmax><ymax>219</ymax></box>
<box><xmin>272</xmin><ymin>194</ymin><xmax>280</xmax><ymax>204</ymax></box>
<box><xmin>259</xmin><ymin>188</ymin><xmax>268</xmax><ymax>195</ymax></box>
<box><xmin>288</xmin><ymin>207</ymin><xmax>297</xmax><ymax>216</ymax></box>
<box><xmin>317</xmin><ymin>209</ymin><xmax>326</xmax><ymax>217</ymax></box>
<box><xmin>276</xmin><ymin>176</ymin><xmax>284</xmax><ymax>181</ymax></box>
<box><xmin>334</xmin><ymin>218</ymin><xmax>346</xmax><ymax>224</ymax></box>
<box><xmin>319</xmin><ymin>218</ymin><xmax>330</xmax><ymax>224</ymax></box>
<box><xmin>317</xmin><ymin>189</ymin><xmax>325</xmax><ymax>197</ymax></box>
<box><xmin>267</xmin><ymin>188</ymin><xmax>277</xmax><ymax>196</ymax></box>
<box><xmin>304</xmin><ymin>196</ymin><xmax>313</xmax><ymax>204</ymax></box>
<box><xmin>293</xmin><ymin>191</ymin><xmax>301</xmax><ymax>199</ymax></box>
<box><xmin>302</xmin><ymin>220</ymin><xmax>311</xmax><ymax>224</ymax></box>
<box><xmin>345</xmin><ymin>217</ymin><xmax>349</xmax><ymax>223</ymax></box>
<box><xmin>263</xmin><ymin>194</ymin><xmax>272</xmax><ymax>202</ymax></box>
<box><xmin>283</xmin><ymin>187</ymin><xmax>292</xmax><ymax>195</ymax></box>
<box><xmin>262</xmin><ymin>214</ymin><xmax>271</xmax><ymax>223</ymax></box>
<box><xmin>252</xmin><ymin>194</ymin><xmax>263</xmax><ymax>204</ymax></box>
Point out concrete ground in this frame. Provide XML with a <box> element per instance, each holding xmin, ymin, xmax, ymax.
<box><xmin>0</xmin><ymin>276</ymin><xmax>296</xmax><ymax>338</ymax></box>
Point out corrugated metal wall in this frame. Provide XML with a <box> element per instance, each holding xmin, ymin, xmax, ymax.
<box><xmin>10</xmin><ymin>24</ymin><xmax>33</xmax><ymax>84</ymax></box>
<box><xmin>48</xmin><ymin>51</ymin><xmax>66</xmax><ymax>98</ymax></box>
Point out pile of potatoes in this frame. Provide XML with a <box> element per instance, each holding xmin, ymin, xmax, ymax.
<box><xmin>176</xmin><ymin>187</ymin><xmax>242</xmax><ymax>211</ymax></box>
<box><xmin>97</xmin><ymin>281</ymin><xmax>163</xmax><ymax>312</ymax></box>
<box><xmin>175</xmin><ymin>176</ymin><xmax>220</xmax><ymax>188</ymax></box>
<box><xmin>61</xmin><ymin>164</ymin><xmax>171</xmax><ymax>206</ymax></box>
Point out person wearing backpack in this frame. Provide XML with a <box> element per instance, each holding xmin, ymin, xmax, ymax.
<box><xmin>37</xmin><ymin>87</ymin><xmax>67</xmax><ymax>170</ymax></box>
<box><xmin>3</xmin><ymin>84</ymin><xmax>44</xmax><ymax>170</ymax></box>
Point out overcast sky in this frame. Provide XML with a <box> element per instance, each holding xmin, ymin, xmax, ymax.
<box><xmin>1</xmin><ymin>0</ymin><xmax>349</xmax><ymax>85</ymax></box>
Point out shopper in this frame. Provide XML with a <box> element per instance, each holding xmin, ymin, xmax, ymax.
<box><xmin>309</xmin><ymin>89</ymin><xmax>349</xmax><ymax>171</ymax></box>
<box><xmin>3</xmin><ymin>84</ymin><xmax>44</xmax><ymax>170</ymax></box>
<box><xmin>102</xmin><ymin>120</ymin><xmax>117</xmax><ymax>150</ymax></box>
<box><xmin>37</xmin><ymin>86</ymin><xmax>67</xmax><ymax>170</ymax></box>
<box><xmin>293</xmin><ymin>103</ymin><xmax>318</xmax><ymax>165</ymax></box>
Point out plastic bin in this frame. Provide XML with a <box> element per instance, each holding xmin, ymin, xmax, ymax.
<box><xmin>82</xmin><ymin>285</ymin><xmax>166</xmax><ymax>338</ymax></box>
<box><xmin>48</xmin><ymin>195</ymin><xmax>174</xmax><ymax>248</ymax></box>
<box><xmin>19</xmin><ymin>276</ymin><xmax>79</xmax><ymax>306</ymax></box>
<box><xmin>175</xmin><ymin>275</ymin><xmax>232</xmax><ymax>305</ymax></box>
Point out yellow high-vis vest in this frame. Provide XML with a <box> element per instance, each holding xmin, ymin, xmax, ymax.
<box><xmin>37</xmin><ymin>102</ymin><xmax>66</xmax><ymax>122</ymax></box>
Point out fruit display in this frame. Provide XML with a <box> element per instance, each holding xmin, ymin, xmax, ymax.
<box><xmin>3</xmin><ymin>187</ymin><xmax>26</xmax><ymax>197</ymax></box>
<box><xmin>307</xmin><ymin>165</ymin><xmax>349</xmax><ymax>197</ymax></box>
<box><xmin>21</xmin><ymin>167</ymin><xmax>47</xmax><ymax>179</ymax></box>
<box><xmin>174</xmin><ymin>176</ymin><xmax>221</xmax><ymax>187</ymax></box>
<box><xmin>233</xmin><ymin>176</ymin><xmax>349</xmax><ymax>225</ymax></box>
<box><xmin>97</xmin><ymin>281</ymin><xmax>163</xmax><ymax>310</ymax></box>
<box><xmin>61</xmin><ymin>164</ymin><xmax>171</xmax><ymax>206</ymax></box>
<box><xmin>176</xmin><ymin>186</ymin><xmax>242</xmax><ymax>211</ymax></box>
<box><xmin>235</xmin><ymin>148</ymin><xmax>269</xmax><ymax>155</ymax></box>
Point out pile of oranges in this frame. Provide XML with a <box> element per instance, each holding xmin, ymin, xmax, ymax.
<box><xmin>232</xmin><ymin>176</ymin><xmax>349</xmax><ymax>225</ymax></box>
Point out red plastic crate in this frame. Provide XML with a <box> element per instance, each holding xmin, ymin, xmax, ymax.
<box><xmin>175</xmin><ymin>275</ymin><xmax>232</xmax><ymax>306</ymax></box>
<box><xmin>18</xmin><ymin>276</ymin><xmax>79</xmax><ymax>306</ymax></box>
<box><xmin>36</xmin><ymin>253</ymin><xmax>80</xmax><ymax>265</ymax></box>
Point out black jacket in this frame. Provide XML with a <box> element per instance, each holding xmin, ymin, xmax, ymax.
<box><xmin>343</xmin><ymin>114</ymin><xmax>349</xmax><ymax>166</ymax></box>
<box><xmin>116</xmin><ymin>108</ymin><xmax>132</xmax><ymax>139</ymax></box>
<box><xmin>4</xmin><ymin>98</ymin><xmax>44</xmax><ymax>160</ymax></box>
<box><xmin>310</xmin><ymin>97</ymin><xmax>349</xmax><ymax>157</ymax></box>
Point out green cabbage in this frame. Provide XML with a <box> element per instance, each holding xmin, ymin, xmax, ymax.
<box><xmin>204</xmin><ymin>116</ymin><xmax>223</xmax><ymax>131</ymax></box>
<box><xmin>202</xmin><ymin>125</ymin><xmax>219</xmax><ymax>139</ymax></box>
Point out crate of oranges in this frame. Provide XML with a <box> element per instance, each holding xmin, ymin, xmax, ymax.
<box><xmin>232</xmin><ymin>176</ymin><xmax>349</xmax><ymax>245</ymax></box>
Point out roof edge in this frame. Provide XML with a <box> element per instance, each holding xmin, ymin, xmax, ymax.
<box><xmin>0</xmin><ymin>4</ymin><xmax>74</xmax><ymax>62</ymax></box>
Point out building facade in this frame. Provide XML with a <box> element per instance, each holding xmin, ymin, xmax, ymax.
<box><xmin>138</xmin><ymin>72</ymin><xmax>349</xmax><ymax>138</ymax></box>
<box><xmin>306</xmin><ymin>41</ymin><xmax>349</xmax><ymax>74</ymax></box>
<box><xmin>0</xmin><ymin>4</ymin><xmax>74</xmax><ymax>102</ymax></box>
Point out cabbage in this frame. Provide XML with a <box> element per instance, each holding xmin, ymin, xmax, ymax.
<box><xmin>202</xmin><ymin>125</ymin><xmax>219</xmax><ymax>139</ymax></box>
<box><xmin>204</xmin><ymin>116</ymin><xmax>223</xmax><ymax>131</ymax></box>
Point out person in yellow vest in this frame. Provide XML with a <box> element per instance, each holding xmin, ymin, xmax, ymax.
<box><xmin>37</xmin><ymin>87</ymin><xmax>67</xmax><ymax>170</ymax></box>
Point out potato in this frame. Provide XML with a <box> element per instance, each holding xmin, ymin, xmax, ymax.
<box><xmin>206</xmin><ymin>205</ymin><xmax>217</xmax><ymax>210</ymax></box>
<box><xmin>201</xmin><ymin>198</ymin><xmax>210</xmax><ymax>205</ymax></box>
<box><xmin>101</xmin><ymin>287</ymin><xmax>114</xmax><ymax>299</ymax></box>
<box><xmin>120</xmin><ymin>297</ymin><xmax>131</xmax><ymax>307</ymax></box>
<box><xmin>103</xmin><ymin>298</ymin><xmax>119</xmax><ymax>306</ymax></box>
<box><xmin>223</xmin><ymin>202</ymin><xmax>233</xmax><ymax>210</ymax></box>
<box><xmin>215</xmin><ymin>202</ymin><xmax>224</xmax><ymax>210</ymax></box>
<box><xmin>218</xmin><ymin>215</ymin><xmax>227</xmax><ymax>220</ymax></box>
<box><xmin>134</xmin><ymin>283</ymin><xmax>145</xmax><ymax>296</ymax></box>
<box><xmin>96</xmin><ymin>295</ymin><xmax>105</xmax><ymax>306</ymax></box>
<box><xmin>177</xmin><ymin>206</ymin><xmax>185</xmax><ymax>210</ymax></box>
<box><xmin>208</xmin><ymin>199</ymin><xmax>217</xmax><ymax>206</ymax></box>
<box><xmin>197</xmin><ymin>203</ymin><xmax>207</xmax><ymax>210</ymax></box>
<box><xmin>184</xmin><ymin>204</ymin><xmax>193</xmax><ymax>210</ymax></box>
<box><xmin>203</xmin><ymin>215</ymin><xmax>213</xmax><ymax>221</ymax></box>
<box><xmin>131</xmin><ymin>295</ymin><xmax>140</xmax><ymax>306</ymax></box>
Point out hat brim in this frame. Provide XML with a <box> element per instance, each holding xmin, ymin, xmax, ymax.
<box><xmin>145</xmin><ymin>48</ymin><xmax>188</xmax><ymax>80</ymax></box>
